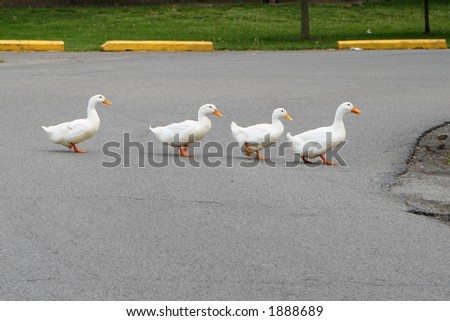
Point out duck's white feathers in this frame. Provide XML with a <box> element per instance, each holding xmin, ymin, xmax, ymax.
<box><xmin>287</xmin><ymin>126</ymin><xmax>340</xmax><ymax>158</ymax></box>
<box><xmin>41</xmin><ymin>94</ymin><xmax>109</xmax><ymax>149</ymax></box>
<box><xmin>149</xmin><ymin>104</ymin><xmax>220</xmax><ymax>147</ymax></box>
<box><xmin>231</xmin><ymin>121</ymin><xmax>275</xmax><ymax>143</ymax></box>
<box><xmin>231</xmin><ymin>121</ymin><xmax>282</xmax><ymax>152</ymax></box>
<box><xmin>150</xmin><ymin>119</ymin><xmax>211</xmax><ymax>146</ymax></box>
<box><xmin>230</xmin><ymin>108</ymin><xmax>291</xmax><ymax>153</ymax></box>
<box><xmin>287</xmin><ymin>102</ymin><xmax>358</xmax><ymax>159</ymax></box>
<box><xmin>42</xmin><ymin>118</ymin><xmax>99</xmax><ymax>147</ymax></box>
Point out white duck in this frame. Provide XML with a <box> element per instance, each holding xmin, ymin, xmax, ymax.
<box><xmin>286</xmin><ymin>102</ymin><xmax>361</xmax><ymax>165</ymax></box>
<box><xmin>231</xmin><ymin>108</ymin><xmax>293</xmax><ymax>160</ymax></box>
<box><xmin>149</xmin><ymin>103</ymin><xmax>223</xmax><ymax>157</ymax></box>
<box><xmin>42</xmin><ymin>94</ymin><xmax>112</xmax><ymax>153</ymax></box>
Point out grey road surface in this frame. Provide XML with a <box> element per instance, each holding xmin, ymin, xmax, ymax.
<box><xmin>1</xmin><ymin>50</ymin><xmax>449</xmax><ymax>300</ymax></box>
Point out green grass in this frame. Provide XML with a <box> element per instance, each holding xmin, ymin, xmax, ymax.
<box><xmin>0</xmin><ymin>3</ymin><xmax>449</xmax><ymax>51</ymax></box>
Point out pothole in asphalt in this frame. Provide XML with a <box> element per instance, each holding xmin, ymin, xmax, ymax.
<box><xmin>390</xmin><ymin>122</ymin><xmax>450</xmax><ymax>223</ymax></box>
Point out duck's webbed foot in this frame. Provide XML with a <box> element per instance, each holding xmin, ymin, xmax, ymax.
<box><xmin>320</xmin><ymin>154</ymin><xmax>336</xmax><ymax>165</ymax></box>
<box><xmin>256</xmin><ymin>150</ymin><xmax>267</xmax><ymax>161</ymax></box>
<box><xmin>71</xmin><ymin>143</ymin><xmax>86</xmax><ymax>153</ymax></box>
<box><xmin>179</xmin><ymin>145</ymin><xmax>193</xmax><ymax>157</ymax></box>
<box><xmin>244</xmin><ymin>142</ymin><xmax>253</xmax><ymax>158</ymax></box>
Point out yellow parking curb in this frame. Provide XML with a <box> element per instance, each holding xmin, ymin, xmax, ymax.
<box><xmin>0</xmin><ymin>40</ymin><xmax>64</xmax><ymax>51</ymax></box>
<box><xmin>337</xmin><ymin>39</ymin><xmax>447</xmax><ymax>50</ymax></box>
<box><xmin>101</xmin><ymin>40</ymin><xmax>214</xmax><ymax>52</ymax></box>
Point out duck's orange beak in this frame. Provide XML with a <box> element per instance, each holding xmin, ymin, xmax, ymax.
<box><xmin>213</xmin><ymin>109</ymin><xmax>223</xmax><ymax>117</ymax></box>
<box><xmin>351</xmin><ymin>106</ymin><xmax>361</xmax><ymax>114</ymax></box>
<box><xmin>103</xmin><ymin>99</ymin><xmax>112</xmax><ymax>106</ymax></box>
<box><xmin>284</xmin><ymin>114</ymin><xmax>293</xmax><ymax>121</ymax></box>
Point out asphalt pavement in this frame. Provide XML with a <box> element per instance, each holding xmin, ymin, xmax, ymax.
<box><xmin>1</xmin><ymin>50</ymin><xmax>449</xmax><ymax>300</ymax></box>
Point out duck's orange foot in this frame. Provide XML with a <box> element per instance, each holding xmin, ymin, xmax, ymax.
<box><xmin>71</xmin><ymin>143</ymin><xmax>86</xmax><ymax>153</ymax></box>
<box><xmin>320</xmin><ymin>154</ymin><xmax>336</xmax><ymax>165</ymax></box>
<box><xmin>178</xmin><ymin>146</ymin><xmax>193</xmax><ymax>157</ymax></box>
<box><xmin>256</xmin><ymin>151</ymin><xmax>267</xmax><ymax>161</ymax></box>
<box><xmin>244</xmin><ymin>142</ymin><xmax>253</xmax><ymax>158</ymax></box>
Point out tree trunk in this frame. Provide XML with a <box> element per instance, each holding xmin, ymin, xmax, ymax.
<box><xmin>424</xmin><ymin>0</ymin><xmax>430</xmax><ymax>34</ymax></box>
<box><xmin>301</xmin><ymin>0</ymin><xmax>310</xmax><ymax>39</ymax></box>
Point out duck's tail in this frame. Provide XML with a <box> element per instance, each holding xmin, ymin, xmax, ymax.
<box><xmin>150</xmin><ymin>126</ymin><xmax>168</xmax><ymax>141</ymax></box>
<box><xmin>231</xmin><ymin>121</ymin><xmax>245</xmax><ymax>133</ymax></box>
<box><xmin>230</xmin><ymin>121</ymin><xmax>243</xmax><ymax>141</ymax></box>
<box><xmin>41</xmin><ymin>126</ymin><xmax>51</xmax><ymax>133</ymax></box>
<box><xmin>149</xmin><ymin>125</ymin><xmax>163</xmax><ymax>134</ymax></box>
<box><xmin>286</xmin><ymin>132</ymin><xmax>294</xmax><ymax>142</ymax></box>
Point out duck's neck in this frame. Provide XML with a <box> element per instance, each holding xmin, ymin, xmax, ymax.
<box><xmin>198</xmin><ymin>112</ymin><xmax>211</xmax><ymax>125</ymax></box>
<box><xmin>332</xmin><ymin>106</ymin><xmax>346</xmax><ymax>127</ymax></box>
<box><xmin>272</xmin><ymin>115</ymin><xmax>284</xmax><ymax>130</ymax></box>
<box><xmin>86</xmin><ymin>101</ymin><xmax>100</xmax><ymax>123</ymax></box>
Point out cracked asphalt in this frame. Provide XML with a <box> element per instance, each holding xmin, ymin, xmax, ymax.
<box><xmin>1</xmin><ymin>50</ymin><xmax>450</xmax><ymax>300</ymax></box>
<box><xmin>391</xmin><ymin>123</ymin><xmax>450</xmax><ymax>218</ymax></box>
